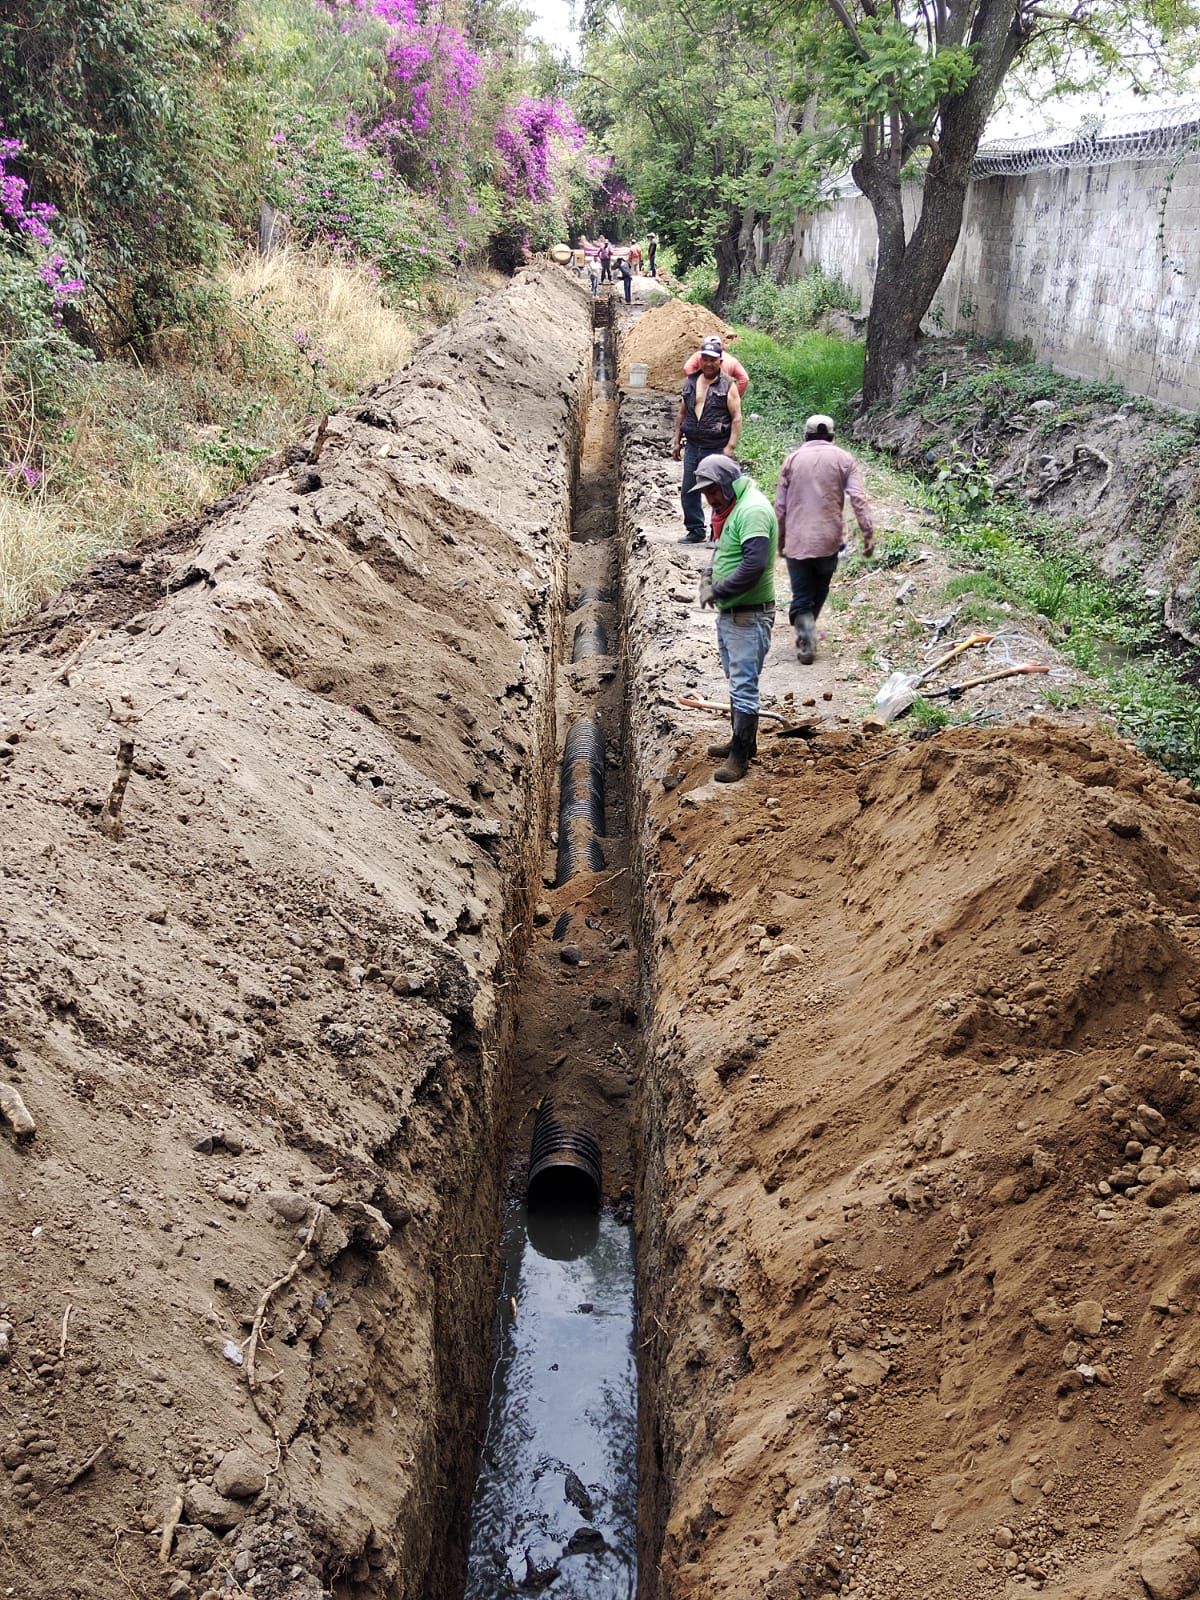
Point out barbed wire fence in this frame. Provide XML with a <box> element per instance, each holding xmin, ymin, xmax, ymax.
<box><xmin>822</xmin><ymin>99</ymin><xmax>1200</xmax><ymax>197</ymax></box>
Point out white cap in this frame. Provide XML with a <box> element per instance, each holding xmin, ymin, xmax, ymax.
<box><xmin>804</xmin><ymin>414</ymin><xmax>836</xmax><ymax>438</ymax></box>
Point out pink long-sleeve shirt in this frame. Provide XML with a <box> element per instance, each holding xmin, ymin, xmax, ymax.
<box><xmin>774</xmin><ymin>439</ymin><xmax>874</xmax><ymax>559</ymax></box>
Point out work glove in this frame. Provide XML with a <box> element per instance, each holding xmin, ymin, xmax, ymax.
<box><xmin>698</xmin><ymin>571</ymin><xmax>716</xmax><ymax>609</ymax></box>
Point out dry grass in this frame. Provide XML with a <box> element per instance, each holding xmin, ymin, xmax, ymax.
<box><xmin>222</xmin><ymin>245</ymin><xmax>415</xmax><ymax>389</ymax></box>
<box><xmin>0</xmin><ymin>247</ymin><xmax>416</xmax><ymax>633</ymax></box>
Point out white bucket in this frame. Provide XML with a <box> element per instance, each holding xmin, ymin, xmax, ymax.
<box><xmin>628</xmin><ymin>361</ymin><xmax>648</xmax><ymax>389</ymax></box>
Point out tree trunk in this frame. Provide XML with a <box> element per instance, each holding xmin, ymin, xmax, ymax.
<box><xmin>853</xmin><ymin>0</ymin><xmax>1025</xmax><ymax>406</ymax></box>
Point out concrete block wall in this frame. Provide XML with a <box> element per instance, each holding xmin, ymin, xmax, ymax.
<box><xmin>799</xmin><ymin>151</ymin><xmax>1200</xmax><ymax>411</ymax></box>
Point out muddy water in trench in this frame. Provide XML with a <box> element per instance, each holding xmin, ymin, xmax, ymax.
<box><xmin>462</xmin><ymin>307</ymin><xmax>638</xmax><ymax>1599</ymax></box>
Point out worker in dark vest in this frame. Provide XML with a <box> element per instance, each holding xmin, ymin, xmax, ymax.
<box><xmin>671</xmin><ymin>340</ymin><xmax>742</xmax><ymax>543</ymax></box>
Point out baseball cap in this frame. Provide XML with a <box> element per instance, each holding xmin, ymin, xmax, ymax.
<box><xmin>805</xmin><ymin>413</ymin><xmax>836</xmax><ymax>438</ymax></box>
<box><xmin>687</xmin><ymin>454</ymin><xmax>742</xmax><ymax>494</ymax></box>
<box><xmin>699</xmin><ymin>335</ymin><xmax>724</xmax><ymax>357</ymax></box>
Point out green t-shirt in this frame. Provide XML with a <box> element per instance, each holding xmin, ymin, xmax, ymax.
<box><xmin>712</xmin><ymin>475</ymin><xmax>777</xmax><ymax>608</ymax></box>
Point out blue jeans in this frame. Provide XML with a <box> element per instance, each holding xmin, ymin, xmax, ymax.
<box><xmin>716</xmin><ymin>608</ymin><xmax>774</xmax><ymax>714</ymax></box>
<box><xmin>680</xmin><ymin>440</ymin><xmax>705</xmax><ymax>540</ymax></box>
<box><xmin>786</xmin><ymin>554</ymin><xmax>839</xmax><ymax>623</ymax></box>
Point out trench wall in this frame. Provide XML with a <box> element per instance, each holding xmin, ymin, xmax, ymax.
<box><xmin>0</xmin><ymin>266</ymin><xmax>592</xmax><ymax>1598</ymax></box>
<box><xmin>798</xmin><ymin>149</ymin><xmax>1200</xmax><ymax>410</ymax></box>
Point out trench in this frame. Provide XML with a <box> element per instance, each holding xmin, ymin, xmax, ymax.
<box><xmin>460</xmin><ymin>300</ymin><xmax>641</xmax><ymax>1599</ymax></box>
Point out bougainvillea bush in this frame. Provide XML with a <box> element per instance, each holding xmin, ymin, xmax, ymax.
<box><xmin>0</xmin><ymin>131</ymin><xmax>87</xmax><ymax>436</ymax></box>
<box><xmin>267</xmin><ymin>116</ymin><xmax>456</xmax><ymax>292</ymax></box>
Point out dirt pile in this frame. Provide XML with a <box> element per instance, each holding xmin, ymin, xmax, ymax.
<box><xmin>618</xmin><ymin>389</ymin><xmax>1200</xmax><ymax>1600</ymax></box>
<box><xmin>619</xmin><ymin>297</ymin><xmax>736</xmax><ymax>391</ymax></box>
<box><xmin>0</xmin><ymin>265</ymin><xmax>592</xmax><ymax>1599</ymax></box>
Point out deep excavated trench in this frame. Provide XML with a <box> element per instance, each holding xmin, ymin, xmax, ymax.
<box><xmin>461</xmin><ymin>300</ymin><xmax>640</xmax><ymax>1597</ymax></box>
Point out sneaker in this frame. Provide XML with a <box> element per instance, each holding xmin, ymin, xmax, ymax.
<box><xmin>678</xmin><ymin>532</ymin><xmax>706</xmax><ymax>544</ymax></box>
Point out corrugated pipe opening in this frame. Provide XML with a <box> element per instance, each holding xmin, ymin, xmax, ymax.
<box><xmin>527</xmin><ymin>1099</ymin><xmax>602</xmax><ymax>1212</ymax></box>
<box><xmin>555</xmin><ymin>718</ymin><xmax>605</xmax><ymax>885</ymax></box>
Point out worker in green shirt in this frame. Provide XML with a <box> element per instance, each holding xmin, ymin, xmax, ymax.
<box><xmin>690</xmin><ymin>454</ymin><xmax>778</xmax><ymax>782</ymax></box>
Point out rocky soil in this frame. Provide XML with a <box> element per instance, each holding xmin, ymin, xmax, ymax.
<box><xmin>619</xmin><ymin>360</ymin><xmax>1200</xmax><ymax>1600</ymax></box>
<box><xmin>0</xmin><ymin>266</ymin><xmax>592</xmax><ymax>1599</ymax></box>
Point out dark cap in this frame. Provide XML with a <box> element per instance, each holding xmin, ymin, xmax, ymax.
<box><xmin>687</xmin><ymin>454</ymin><xmax>742</xmax><ymax>495</ymax></box>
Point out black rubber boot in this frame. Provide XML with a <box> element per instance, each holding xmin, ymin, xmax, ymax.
<box><xmin>714</xmin><ymin>711</ymin><xmax>758</xmax><ymax>783</ymax></box>
<box><xmin>793</xmin><ymin>611</ymin><xmax>816</xmax><ymax>664</ymax></box>
<box><xmin>707</xmin><ymin>707</ymin><xmax>734</xmax><ymax>759</ymax></box>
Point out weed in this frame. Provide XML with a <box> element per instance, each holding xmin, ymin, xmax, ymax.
<box><xmin>909</xmin><ymin>696</ymin><xmax>951</xmax><ymax>731</ymax></box>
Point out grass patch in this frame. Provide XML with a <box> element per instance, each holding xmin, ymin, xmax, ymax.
<box><xmin>0</xmin><ymin>246</ymin><xmax>414</xmax><ymax>631</ymax></box>
<box><xmin>734</xmin><ymin>328</ymin><xmax>865</xmax><ymax>496</ymax></box>
<box><xmin>921</xmin><ymin>464</ymin><xmax>1200</xmax><ymax>781</ymax></box>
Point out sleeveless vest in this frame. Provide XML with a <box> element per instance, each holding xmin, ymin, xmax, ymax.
<box><xmin>681</xmin><ymin>372</ymin><xmax>733</xmax><ymax>452</ymax></box>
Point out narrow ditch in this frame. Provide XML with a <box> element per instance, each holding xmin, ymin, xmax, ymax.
<box><xmin>461</xmin><ymin>298</ymin><xmax>640</xmax><ymax>1599</ymax></box>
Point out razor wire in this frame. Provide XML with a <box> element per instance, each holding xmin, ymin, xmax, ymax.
<box><xmin>821</xmin><ymin>98</ymin><xmax>1200</xmax><ymax>198</ymax></box>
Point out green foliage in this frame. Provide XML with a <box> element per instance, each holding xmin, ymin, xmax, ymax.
<box><xmin>814</xmin><ymin>15</ymin><xmax>975</xmax><ymax>169</ymax></box>
<box><xmin>581</xmin><ymin>0</ymin><xmax>811</xmax><ymax>277</ymax></box>
<box><xmin>679</xmin><ymin>260</ymin><xmax>719</xmax><ymax>307</ymax></box>
<box><xmin>0</xmin><ymin>0</ymin><xmax>249</xmax><ymax>355</ymax></box>
<box><xmin>918</xmin><ymin>449</ymin><xmax>1200</xmax><ymax>780</ymax></box>
<box><xmin>728</xmin><ymin>268</ymin><xmax>859</xmax><ymax>341</ymax></box>
<box><xmin>733</xmin><ymin>327</ymin><xmax>865</xmax><ymax>494</ymax></box>
<box><xmin>908</xmin><ymin>695</ymin><xmax>952</xmax><ymax>732</ymax></box>
<box><xmin>268</xmin><ymin>117</ymin><xmax>449</xmax><ymax>292</ymax></box>
<box><xmin>928</xmin><ymin>448</ymin><xmax>995</xmax><ymax>532</ymax></box>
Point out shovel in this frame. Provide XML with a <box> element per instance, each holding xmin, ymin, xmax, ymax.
<box><xmin>674</xmin><ymin>694</ymin><xmax>820</xmax><ymax>740</ymax></box>
<box><xmin>872</xmin><ymin>632</ymin><xmax>993</xmax><ymax>724</ymax></box>
<box><xmin>923</xmin><ymin>661</ymin><xmax>1050</xmax><ymax>700</ymax></box>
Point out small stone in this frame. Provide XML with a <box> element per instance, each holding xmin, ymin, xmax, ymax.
<box><xmin>533</xmin><ymin>903</ymin><xmax>552</xmax><ymax>927</ymax></box>
<box><xmin>168</xmin><ymin>1581</ymin><xmax>192</xmax><ymax>1600</ymax></box>
<box><xmin>994</xmin><ymin>1526</ymin><xmax>1015</xmax><ymax>1549</ymax></box>
<box><xmin>213</xmin><ymin>1447</ymin><xmax>267</xmax><ymax>1500</ymax></box>
<box><xmin>762</xmin><ymin>944</ymin><xmax>802</xmax><ymax>973</ymax></box>
<box><xmin>559</xmin><ymin>945</ymin><xmax>581</xmax><ymax>966</ymax></box>
<box><xmin>1071</xmin><ymin>1300</ymin><xmax>1104</xmax><ymax>1338</ymax></box>
<box><xmin>323</xmin><ymin>952</ymin><xmax>346</xmax><ymax>972</ymax></box>
<box><xmin>1138</xmin><ymin>1103</ymin><xmax>1167</xmax><ymax>1136</ymax></box>
<box><xmin>883</xmin><ymin>1468</ymin><xmax>898</xmax><ymax>1490</ymax></box>
<box><xmin>184</xmin><ymin>1480</ymin><xmax>247</xmax><ymax>1531</ymax></box>
<box><xmin>931</xmin><ymin>1507</ymin><xmax>950</xmax><ymax>1532</ymax></box>
<box><xmin>1146</xmin><ymin>1170</ymin><xmax>1189</xmax><ymax>1208</ymax></box>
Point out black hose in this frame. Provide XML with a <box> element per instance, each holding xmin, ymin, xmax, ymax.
<box><xmin>555</xmin><ymin>718</ymin><xmax>605</xmax><ymax>885</ymax></box>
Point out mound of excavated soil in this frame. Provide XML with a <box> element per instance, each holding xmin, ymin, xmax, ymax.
<box><xmin>619</xmin><ymin>393</ymin><xmax>1200</xmax><ymax>1600</ymax></box>
<box><xmin>0</xmin><ymin>266</ymin><xmax>591</xmax><ymax>1599</ymax></box>
<box><xmin>619</xmin><ymin>297</ymin><xmax>736</xmax><ymax>392</ymax></box>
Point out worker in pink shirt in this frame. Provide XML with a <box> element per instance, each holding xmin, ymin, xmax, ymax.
<box><xmin>682</xmin><ymin>334</ymin><xmax>749</xmax><ymax>396</ymax></box>
<box><xmin>774</xmin><ymin>413</ymin><xmax>874</xmax><ymax>663</ymax></box>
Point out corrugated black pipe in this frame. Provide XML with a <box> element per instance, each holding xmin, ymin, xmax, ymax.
<box><xmin>527</xmin><ymin>1100</ymin><xmax>602</xmax><ymax>1211</ymax></box>
<box><xmin>555</xmin><ymin>718</ymin><xmax>605</xmax><ymax>885</ymax></box>
<box><xmin>572</xmin><ymin>615</ymin><xmax>609</xmax><ymax>661</ymax></box>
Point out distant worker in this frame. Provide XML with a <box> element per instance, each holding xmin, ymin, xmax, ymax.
<box><xmin>775</xmin><ymin>413</ymin><xmax>874</xmax><ymax>664</ymax></box>
<box><xmin>597</xmin><ymin>237</ymin><xmax>613</xmax><ymax>282</ymax></box>
<box><xmin>647</xmin><ymin>231</ymin><xmax>659</xmax><ymax>277</ymax></box>
<box><xmin>588</xmin><ymin>254</ymin><xmax>601</xmax><ymax>296</ymax></box>
<box><xmin>692</xmin><ymin>455</ymin><xmax>778</xmax><ymax>782</ymax></box>
<box><xmin>672</xmin><ymin>344</ymin><xmax>742</xmax><ymax>544</ymax></box>
<box><xmin>683</xmin><ymin>334</ymin><xmax>749</xmax><ymax>396</ymax></box>
<box><xmin>628</xmin><ymin>241</ymin><xmax>643</xmax><ymax>274</ymax></box>
<box><xmin>616</xmin><ymin>253</ymin><xmax>634</xmax><ymax>304</ymax></box>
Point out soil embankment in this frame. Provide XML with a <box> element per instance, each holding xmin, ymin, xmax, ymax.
<box><xmin>0</xmin><ymin>266</ymin><xmax>592</xmax><ymax>1598</ymax></box>
<box><xmin>854</xmin><ymin>341</ymin><xmax>1200</xmax><ymax>646</ymax></box>
<box><xmin>619</xmin><ymin>376</ymin><xmax>1200</xmax><ymax>1600</ymax></box>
